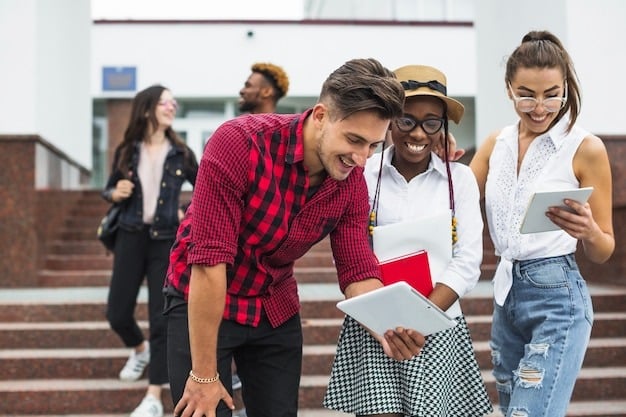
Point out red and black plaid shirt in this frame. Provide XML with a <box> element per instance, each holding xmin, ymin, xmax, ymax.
<box><xmin>164</xmin><ymin>111</ymin><xmax>380</xmax><ymax>328</ymax></box>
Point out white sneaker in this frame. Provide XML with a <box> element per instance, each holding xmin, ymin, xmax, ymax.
<box><xmin>129</xmin><ymin>394</ymin><xmax>163</xmax><ymax>417</ymax></box>
<box><xmin>119</xmin><ymin>342</ymin><xmax>150</xmax><ymax>381</ymax></box>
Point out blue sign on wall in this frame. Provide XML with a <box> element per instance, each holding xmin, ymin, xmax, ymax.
<box><xmin>102</xmin><ymin>67</ymin><xmax>137</xmax><ymax>91</ymax></box>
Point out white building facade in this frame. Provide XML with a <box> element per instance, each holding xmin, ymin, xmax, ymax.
<box><xmin>2</xmin><ymin>0</ymin><xmax>625</xmax><ymax>188</ymax></box>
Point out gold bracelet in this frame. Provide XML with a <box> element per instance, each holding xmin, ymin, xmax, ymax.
<box><xmin>189</xmin><ymin>370</ymin><xmax>220</xmax><ymax>384</ymax></box>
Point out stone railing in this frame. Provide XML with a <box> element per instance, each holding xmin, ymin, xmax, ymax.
<box><xmin>0</xmin><ymin>135</ymin><xmax>90</xmax><ymax>287</ymax></box>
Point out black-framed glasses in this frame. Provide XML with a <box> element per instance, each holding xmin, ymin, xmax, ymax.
<box><xmin>395</xmin><ymin>115</ymin><xmax>445</xmax><ymax>134</ymax></box>
<box><xmin>508</xmin><ymin>82</ymin><xmax>567</xmax><ymax>113</ymax></box>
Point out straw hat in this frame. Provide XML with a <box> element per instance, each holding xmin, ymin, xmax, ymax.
<box><xmin>394</xmin><ymin>65</ymin><xmax>464</xmax><ymax>124</ymax></box>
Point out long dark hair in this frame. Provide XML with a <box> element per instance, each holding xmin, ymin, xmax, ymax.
<box><xmin>505</xmin><ymin>30</ymin><xmax>581</xmax><ymax>133</ymax></box>
<box><xmin>115</xmin><ymin>84</ymin><xmax>189</xmax><ymax>175</ymax></box>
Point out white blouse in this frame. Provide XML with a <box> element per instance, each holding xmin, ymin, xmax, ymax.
<box><xmin>138</xmin><ymin>141</ymin><xmax>171</xmax><ymax>224</ymax></box>
<box><xmin>485</xmin><ymin>115</ymin><xmax>588</xmax><ymax>305</ymax></box>
<box><xmin>364</xmin><ymin>146</ymin><xmax>484</xmax><ymax>304</ymax></box>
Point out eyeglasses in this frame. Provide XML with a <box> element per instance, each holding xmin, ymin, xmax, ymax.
<box><xmin>395</xmin><ymin>116</ymin><xmax>445</xmax><ymax>134</ymax></box>
<box><xmin>158</xmin><ymin>99</ymin><xmax>179</xmax><ymax>110</ymax></box>
<box><xmin>508</xmin><ymin>83</ymin><xmax>567</xmax><ymax>113</ymax></box>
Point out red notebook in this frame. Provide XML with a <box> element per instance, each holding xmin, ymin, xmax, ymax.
<box><xmin>378</xmin><ymin>250</ymin><xmax>433</xmax><ymax>297</ymax></box>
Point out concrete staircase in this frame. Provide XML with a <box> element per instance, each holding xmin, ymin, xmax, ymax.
<box><xmin>1</xmin><ymin>190</ymin><xmax>625</xmax><ymax>416</ymax></box>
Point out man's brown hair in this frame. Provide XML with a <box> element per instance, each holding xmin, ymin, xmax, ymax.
<box><xmin>319</xmin><ymin>58</ymin><xmax>405</xmax><ymax>122</ymax></box>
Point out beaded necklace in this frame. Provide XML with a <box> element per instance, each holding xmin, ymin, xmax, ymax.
<box><xmin>369</xmin><ymin>129</ymin><xmax>458</xmax><ymax>246</ymax></box>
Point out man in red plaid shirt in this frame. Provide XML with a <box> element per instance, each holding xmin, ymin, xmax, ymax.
<box><xmin>164</xmin><ymin>58</ymin><xmax>426</xmax><ymax>417</ymax></box>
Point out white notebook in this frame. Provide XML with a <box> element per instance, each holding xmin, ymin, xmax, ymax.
<box><xmin>336</xmin><ymin>281</ymin><xmax>457</xmax><ymax>336</ymax></box>
<box><xmin>520</xmin><ymin>187</ymin><xmax>594</xmax><ymax>234</ymax></box>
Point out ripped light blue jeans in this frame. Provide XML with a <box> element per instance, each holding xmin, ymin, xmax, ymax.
<box><xmin>490</xmin><ymin>254</ymin><xmax>593</xmax><ymax>417</ymax></box>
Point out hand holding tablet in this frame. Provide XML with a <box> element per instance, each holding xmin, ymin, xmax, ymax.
<box><xmin>336</xmin><ymin>281</ymin><xmax>457</xmax><ymax>336</ymax></box>
<box><xmin>520</xmin><ymin>187</ymin><xmax>594</xmax><ymax>234</ymax></box>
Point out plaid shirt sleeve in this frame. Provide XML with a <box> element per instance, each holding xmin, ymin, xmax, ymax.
<box><xmin>330</xmin><ymin>168</ymin><xmax>382</xmax><ymax>293</ymax></box>
<box><xmin>187</xmin><ymin>122</ymin><xmax>250</xmax><ymax>266</ymax></box>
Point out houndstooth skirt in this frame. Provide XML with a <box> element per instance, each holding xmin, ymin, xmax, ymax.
<box><xmin>323</xmin><ymin>315</ymin><xmax>493</xmax><ymax>417</ymax></box>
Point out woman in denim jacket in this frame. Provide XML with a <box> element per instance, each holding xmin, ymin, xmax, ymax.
<box><xmin>102</xmin><ymin>84</ymin><xmax>197</xmax><ymax>417</ymax></box>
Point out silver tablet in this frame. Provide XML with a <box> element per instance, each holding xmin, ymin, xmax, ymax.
<box><xmin>520</xmin><ymin>187</ymin><xmax>593</xmax><ymax>234</ymax></box>
<box><xmin>336</xmin><ymin>281</ymin><xmax>457</xmax><ymax>336</ymax></box>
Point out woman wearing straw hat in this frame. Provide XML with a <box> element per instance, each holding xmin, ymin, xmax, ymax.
<box><xmin>470</xmin><ymin>30</ymin><xmax>614</xmax><ymax>417</ymax></box>
<box><xmin>323</xmin><ymin>65</ymin><xmax>492</xmax><ymax>416</ymax></box>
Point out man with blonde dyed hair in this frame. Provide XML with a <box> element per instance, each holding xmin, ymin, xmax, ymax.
<box><xmin>238</xmin><ymin>62</ymin><xmax>290</xmax><ymax>114</ymax></box>
<box><xmin>234</xmin><ymin>62</ymin><xmax>291</xmax><ymax>417</ymax></box>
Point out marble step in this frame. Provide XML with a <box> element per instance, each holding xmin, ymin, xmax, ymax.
<box><xmin>1</xmin><ymin>368</ymin><xmax>625</xmax><ymax>414</ymax></box>
<box><xmin>1</xmin><ymin>338</ymin><xmax>625</xmax><ymax>381</ymax></box>
<box><xmin>1</xmin><ymin>312</ymin><xmax>624</xmax><ymax>349</ymax></box>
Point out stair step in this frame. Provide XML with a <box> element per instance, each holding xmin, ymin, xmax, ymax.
<box><xmin>298</xmin><ymin>367</ymin><xmax>626</xmax><ymax>409</ymax></box>
<box><xmin>44</xmin><ymin>255</ymin><xmax>113</xmax><ymax>271</ymax></box>
<box><xmin>3</xmin><ymin>337</ymin><xmax>625</xmax><ymax>381</ymax></box>
<box><xmin>69</xmin><ymin>199</ymin><xmax>109</xmax><ymax>208</ymax></box>
<box><xmin>0</xmin><ymin>348</ymin><xmax>132</xmax><ymax>380</ymax></box>
<box><xmin>46</xmin><ymin>240</ymin><xmax>111</xmax><ymax>256</ymax></box>
<box><xmin>2</xmin><ymin>283</ymin><xmax>625</xmax><ymax>320</ymax></box>
<box><xmin>0</xmin><ymin>346</ymin><xmax>336</xmax><ymax>380</ymax></box>
<box><xmin>0</xmin><ymin>379</ymin><xmax>172</xmax><ymax>414</ymax></box>
<box><xmin>38</xmin><ymin>269</ymin><xmax>113</xmax><ymax>287</ymax></box>
<box><xmin>1</xmin><ymin>318</ymin><xmax>353</xmax><ymax>348</ymax></box>
<box><xmin>65</xmin><ymin>217</ymin><xmax>107</xmax><ymax>229</ymax></box>
<box><xmin>3</xmin><ymin>403</ymin><xmax>626</xmax><ymax>417</ymax></box>
<box><xmin>549</xmin><ymin>401</ymin><xmax>626</xmax><ymax>417</ymax></box>
<box><xmin>299</xmin><ymin>312</ymin><xmax>626</xmax><ymax>345</ymax></box>
<box><xmin>42</xmin><ymin>257</ymin><xmax>494</xmax><ymax>279</ymax></box>
<box><xmin>37</xmin><ymin>263</ymin><xmax>495</xmax><ymax>286</ymax></box>
<box><xmin>479</xmin><ymin>263</ymin><xmax>497</xmax><ymax>280</ymax></box>
<box><xmin>59</xmin><ymin>229</ymin><xmax>108</xmax><ymax>240</ymax></box>
<box><xmin>0</xmin><ymin>372</ymin><xmax>625</xmax><ymax>415</ymax></box>
<box><xmin>300</xmin><ymin>337</ymin><xmax>626</xmax><ymax>376</ymax></box>
<box><xmin>294</xmin><ymin>267</ymin><xmax>338</xmax><ymax>283</ymax></box>
<box><xmin>292</xmin><ymin>252</ymin><xmax>336</xmax><ymax>267</ymax></box>
<box><xmin>473</xmin><ymin>337</ymin><xmax>626</xmax><ymax>369</ymax></box>
<box><xmin>37</xmin><ymin>266</ymin><xmax>340</xmax><ymax>287</ymax></box>
<box><xmin>482</xmin><ymin>366</ymin><xmax>626</xmax><ymax>402</ymax></box>
<box><xmin>69</xmin><ymin>206</ymin><xmax>114</xmax><ymax>216</ymax></box>
<box><xmin>303</xmin><ymin>336</ymin><xmax>626</xmax><ymax>375</ymax></box>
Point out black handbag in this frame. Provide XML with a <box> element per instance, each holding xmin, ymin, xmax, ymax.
<box><xmin>97</xmin><ymin>204</ymin><xmax>121</xmax><ymax>251</ymax></box>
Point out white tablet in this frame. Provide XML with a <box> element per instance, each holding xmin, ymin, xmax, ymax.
<box><xmin>336</xmin><ymin>281</ymin><xmax>457</xmax><ymax>336</ymax></box>
<box><xmin>520</xmin><ymin>187</ymin><xmax>593</xmax><ymax>234</ymax></box>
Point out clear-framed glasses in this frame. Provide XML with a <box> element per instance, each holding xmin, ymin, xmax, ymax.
<box><xmin>158</xmin><ymin>99</ymin><xmax>179</xmax><ymax>110</ymax></box>
<box><xmin>508</xmin><ymin>82</ymin><xmax>567</xmax><ymax>113</ymax></box>
<box><xmin>395</xmin><ymin>115</ymin><xmax>444</xmax><ymax>134</ymax></box>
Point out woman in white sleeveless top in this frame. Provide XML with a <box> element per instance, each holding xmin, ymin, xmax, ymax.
<box><xmin>470</xmin><ymin>30</ymin><xmax>614</xmax><ymax>417</ymax></box>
